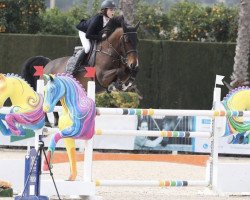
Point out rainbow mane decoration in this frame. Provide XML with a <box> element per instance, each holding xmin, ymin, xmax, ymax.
<box><xmin>43</xmin><ymin>73</ymin><xmax>96</xmax><ymax>180</ymax></box>
<box><xmin>0</xmin><ymin>73</ymin><xmax>44</xmax><ymax>136</ymax></box>
<box><xmin>222</xmin><ymin>86</ymin><xmax>250</xmax><ymax>137</ymax></box>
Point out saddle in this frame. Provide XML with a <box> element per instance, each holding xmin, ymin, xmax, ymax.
<box><xmin>70</xmin><ymin>41</ymin><xmax>97</xmax><ymax>76</ymax></box>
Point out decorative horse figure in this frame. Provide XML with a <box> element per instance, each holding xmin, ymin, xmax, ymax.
<box><xmin>42</xmin><ymin>73</ymin><xmax>96</xmax><ymax>181</ymax></box>
<box><xmin>221</xmin><ymin>86</ymin><xmax>250</xmax><ymax>144</ymax></box>
<box><xmin>21</xmin><ymin>15</ymin><xmax>140</xmax><ymax>127</ymax></box>
<box><xmin>0</xmin><ymin>73</ymin><xmax>44</xmax><ymax>137</ymax></box>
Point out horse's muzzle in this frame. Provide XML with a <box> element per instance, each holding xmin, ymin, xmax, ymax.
<box><xmin>129</xmin><ymin>60</ymin><xmax>139</xmax><ymax>70</ymax></box>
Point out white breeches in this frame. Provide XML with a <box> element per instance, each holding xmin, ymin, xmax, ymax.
<box><xmin>79</xmin><ymin>31</ymin><xmax>91</xmax><ymax>53</ymax></box>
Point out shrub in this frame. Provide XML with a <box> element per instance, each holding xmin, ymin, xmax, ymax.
<box><xmin>39</xmin><ymin>8</ymin><xmax>77</xmax><ymax>35</ymax></box>
<box><xmin>96</xmin><ymin>92</ymin><xmax>140</xmax><ymax>108</ymax></box>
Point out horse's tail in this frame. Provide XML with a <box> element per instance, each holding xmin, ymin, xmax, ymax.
<box><xmin>20</xmin><ymin>56</ymin><xmax>51</xmax><ymax>90</ymax></box>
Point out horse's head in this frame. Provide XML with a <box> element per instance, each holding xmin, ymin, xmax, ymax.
<box><xmin>0</xmin><ymin>74</ymin><xmax>9</xmax><ymax>108</ymax></box>
<box><xmin>43</xmin><ymin>74</ymin><xmax>65</xmax><ymax>113</ymax></box>
<box><xmin>121</xmin><ymin>22</ymin><xmax>140</xmax><ymax>70</ymax></box>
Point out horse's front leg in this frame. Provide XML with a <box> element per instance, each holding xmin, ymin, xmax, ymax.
<box><xmin>97</xmin><ymin>68</ymin><xmax>126</xmax><ymax>91</ymax></box>
<box><xmin>64</xmin><ymin>138</ymin><xmax>77</xmax><ymax>181</ymax></box>
<box><xmin>5</xmin><ymin>114</ymin><xmax>25</xmax><ymax>136</ymax></box>
<box><xmin>43</xmin><ymin>132</ymin><xmax>63</xmax><ymax>171</ymax></box>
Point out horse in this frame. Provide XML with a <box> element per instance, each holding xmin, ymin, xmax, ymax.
<box><xmin>21</xmin><ymin>16</ymin><xmax>140</xmax><ymax>127</ymax></box>
<box><xmin>221</xmin><ymin>86</ymin><xmax>250</xmax><ymax>144</ymax></box>
<box><xmin>42</xmin><ymin>73</ymin><xmax>96</xmax><ymax>181</ymax></box>
<box><xmin>0</xmin><ymin>73</ymin><xmax>44</xmax><ymax>136</ymax></box>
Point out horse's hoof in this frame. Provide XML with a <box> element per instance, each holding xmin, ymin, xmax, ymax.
<box><xmin>67</xmin><ymin>174</ymin><xmax>77</xmax><ymax>181</ymax></box>
<box><xmin>42</xmin><ymin>163</ymin><xmax>50</xmax><ymax>171</ymax></box>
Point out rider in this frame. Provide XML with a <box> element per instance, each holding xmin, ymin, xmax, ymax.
<box><xmin>66</xmin><ymin>0</ymin><xmax>117</xmax><ymax>74</ymax></box>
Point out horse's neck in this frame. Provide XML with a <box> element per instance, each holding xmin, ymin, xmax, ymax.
<box><xmin>60</xmin><ymin>97</ymin><xmax>70</xmax><ymax>114</ymax></box>
<box><xmin>226</xmin><ymin>90</ymin><xmax>250</xmax><ymax>110</ymax></box>
<box><xmin>8</xmin><ymin>78</ymin><xmax>38</xmax><ymax>112</ymax></box>
<box><xmin>108</xmin><ymin>28</ymin><xmax>123</xmax><ymax>47</ymax></box>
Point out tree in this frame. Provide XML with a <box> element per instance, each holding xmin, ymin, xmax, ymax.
<box><xmin>0</xmin><ymin>0</ymin><xmax>45</xmax><ymax>34</ymax></box>
<box><xmin>230</xmin><ymin>0</ymin><xmax>250</xmax><ymax>87</ymax></box>
<box><xmin>119</xmin><ymin>0</ymin><xmax>136</xmax><ymax>25</ymax></box>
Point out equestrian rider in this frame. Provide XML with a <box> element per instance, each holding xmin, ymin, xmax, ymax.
<box><xmin>66</xmin><ymin>0</ymin><xmax>116</xmax><ymax>74</ymax></box>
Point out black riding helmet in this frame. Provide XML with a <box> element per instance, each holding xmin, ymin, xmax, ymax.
<box><xmin>101</xmin><ymin>0</ymin><xmax>116</xmax><ymax>10</ymax></box>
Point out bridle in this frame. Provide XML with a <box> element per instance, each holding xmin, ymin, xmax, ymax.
<box><xmin>95</xmin><ymin>28</ymin><xmax>139</xmax><ymax>91</ymax></box>
<box><xmin>96</xmin><ymin>30</ymin><xmax>138</xmax><ymax>66</ymax></box>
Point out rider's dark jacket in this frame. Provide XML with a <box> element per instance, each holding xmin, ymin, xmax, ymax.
<box><xmin>76</xmin><ymin>13</ymin><xmax>104</xmax><ymax>40</ymax></box>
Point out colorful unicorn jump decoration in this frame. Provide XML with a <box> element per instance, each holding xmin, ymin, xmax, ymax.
<box><xmin>42</xmin><ymin>73</ymin><xmax>96</xmax><ymax>181</ymax></box>
<box><xmin>0</xmin><ymin>73</ymin><xmax>44</xmax><ymax>137</ymax></box>
<box><xmin>221</xmin><ymin>86</ymin><xmax>250</xmax><ymax>144</ymax></box>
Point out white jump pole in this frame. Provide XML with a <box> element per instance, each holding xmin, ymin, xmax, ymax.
<box><xmin>83</xmin><ymin>81</ymin><xmax>95</xmax><ymax>182</ymax></box>
<box><xmin>35</xmin><ymin>79</ymin><xmax>45</xmax><ymax>150</ymax></box>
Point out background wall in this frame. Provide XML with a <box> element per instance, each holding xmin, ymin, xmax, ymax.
<box><xmin>0</xmin><ymin>34</ymin><xmax>236</xmax><ymax>109</ymax></box>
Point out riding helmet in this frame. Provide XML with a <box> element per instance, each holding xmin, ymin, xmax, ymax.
<box><xmin>101</xmin><ymin>0</ymin><xmax>116</xmax><ymax>10</ymax></box>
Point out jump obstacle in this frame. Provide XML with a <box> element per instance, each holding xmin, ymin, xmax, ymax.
<box><xmin>1</xmin><ymin>80</ymin><xmax>250</xmax><ymax>197</ymax></box>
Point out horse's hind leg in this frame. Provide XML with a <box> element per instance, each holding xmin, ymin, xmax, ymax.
<box><xmin>45</xmin><ymin>114</ymin><xmax>52</xmax><ymax>127</ymax></box>
<box><xmin>64</xmin><ymin>138</ymin><xmax>77</xmax><ymax>181</ymax></box>
<box><xmin>53</xmin><ymin>112</ymin><xmax>59</xmax><ymax>127</ymax></box>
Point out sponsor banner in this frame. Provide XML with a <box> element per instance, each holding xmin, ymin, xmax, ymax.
<box><xmin>194</xmin><ymin>116</ymin><xmax>250</xmax><ymax>155</ymax></box>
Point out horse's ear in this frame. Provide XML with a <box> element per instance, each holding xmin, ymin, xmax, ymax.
<box><xmin>223</xmin><ymin>80</ymin><xmax>234</xmax><ymax>91</ymax></box>
<box><xmin>0</xmin><ymin>74</ymin><xmax>6</xmax><ymax>90</ymax></box>
<box><xmin>135</xmin><ymin>21</ymin><xmax>140</xmax><ymax>30</ymax></box>
<box><xmin>49</xmin><ymin>74</ymin><xmax>54</xmax><ymax>81</ymax></box>
<box><xmin>122</xmin><ymin>21</ymin><xmax>128</xmax><ymax>32</ymax></box>
<box><xmin>0</xmin><ymin>74</ymin><xmax>6</xmax><ymax>80</ymax></box>
<box><xmin>43</xmin><ymin>74</ymin><xmax>54</xmax><ymax>82</ymax></box>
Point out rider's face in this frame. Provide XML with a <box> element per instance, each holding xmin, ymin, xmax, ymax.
<box><xmin>106</xmin><ymin>8</ymin><xmax>115</xmax><ymax>18</ymax></box>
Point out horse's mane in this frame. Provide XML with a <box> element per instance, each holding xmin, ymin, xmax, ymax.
<box><xmin>222</xmin><ymin>86</ymin><xmax>250</xmax><ymax>136</ymax></box>
<box><xmin>54</xmin><ymin>74</ymin><xmax>88</xmax><ymax>117</ymax></box>
<box><xmin>222</xmin><ymin>86</ymin><xmax>250</xmax><ymax>103</ymax></box>
<box><xmin>4</xmin><ymin>73</ymin><xmax>33</xmax><ymax>89</ymax></box>
<box><xmin>102</xmin><ymin>15</ymin><xmax>125</xmax><ymax>39</ymax></box>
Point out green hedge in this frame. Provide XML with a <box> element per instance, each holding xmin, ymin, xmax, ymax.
<box><xmin>136</xmin><ymin>40</ymin><xmax>235</xmax><ymax>109</ymax></box>
<box><xmin>0</xmin><ymin>34</ymin><xmax>80</xmax><ymax>73</ymax></box>
<box><xmin>0</xmin><ymin>34</ymin><xmax>236</xmax><ymax>109</ymax></box>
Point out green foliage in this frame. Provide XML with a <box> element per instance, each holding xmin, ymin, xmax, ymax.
<box><xmin>168</xmin><ymin>1</ymin><xmax>209</xmax><ymax>41</ymax></box>
<box><xmin>96</xmin><ymin>92</ymin><xmax>140</xmax><ymax>108</ymax></box>
<box><xmin>1</xmin><ymin>0</ymin><xmax>239</xmax><ymax>43</ymax></box>
<box><xmin>67</xmin><ymin>0</ymin><xmax>90</xmax><ymax>24</ymax></box>
<box><xmin>208</xmin><ymin>3</ymin><xmax>239</xmax><ymax>42</ymax></box>
<box><xmin>135</xmin><ymin>0</ymin><xmax>170</xmax><ymax>39</ymax></box>
<box><xmin>0</xmin><ymin>0</ymin><xmax>45</xmax><ymax>34</ymax></box>
<box><xmin>39</xmin><ymin>8</ymin><xmax>77</xmax><ymax>35</ymax></box>
<box><xmin>167</xmin><ymin>1</ymin><xmax>238</xmax><ymax>42</ymax></box>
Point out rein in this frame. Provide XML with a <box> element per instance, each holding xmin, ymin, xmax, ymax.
<box><xmin>95</xmin><ymin>28</ymin><xmax>139</xmax><ymax>91</ymax></box>
<box><xmin>96</xmin><ymin>31</ymin><xmax>138</xmax><ymax>65</ymax></box>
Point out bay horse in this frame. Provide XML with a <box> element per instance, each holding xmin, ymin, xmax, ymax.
<box><xmin>21</xmin><ymin>16</ymin><xmax>140</xmax><ymax>126</ymax></box>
